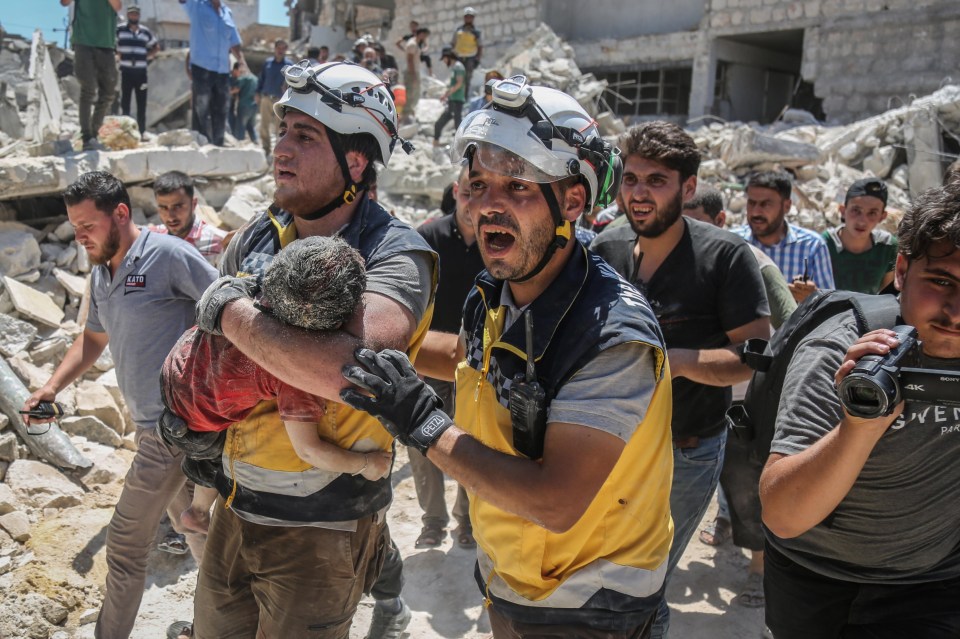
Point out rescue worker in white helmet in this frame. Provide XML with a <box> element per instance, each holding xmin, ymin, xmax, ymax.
<box><xmin>341</xmin><ymin>76</ymin><xmax>674</xmax><ymax>637</ymax></box>
<box><xmin>160</xmin><ymin>60</ymin><xmax>436</xmax><ymax>638</ymax></box>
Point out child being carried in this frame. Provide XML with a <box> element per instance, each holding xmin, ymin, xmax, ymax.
<box><xmin>161</xmin><ymin>236</ymin><xmax>392</xmax><ymax>533</ymax></box>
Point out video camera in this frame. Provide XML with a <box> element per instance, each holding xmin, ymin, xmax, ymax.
<box><xmin>837</xmin><ymin>325</ymin><xmax>960</xmax><ymax>419</ymax></box>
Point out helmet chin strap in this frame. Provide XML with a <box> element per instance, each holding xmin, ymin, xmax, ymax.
<box><xmin>509</xmin><ymin>182</ymin><xmax>571</xmax><ymax>283</ymax></box>
<box><xmin>298</xmin><ymin>126</ymin><xmax>364</xmax><ymax>221</ymax></box>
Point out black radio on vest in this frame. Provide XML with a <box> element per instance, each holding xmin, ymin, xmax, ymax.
<box><xmin>509</xmin><ymin>310</ymin><xmax>548</xmax><ymax>459</ymax></box>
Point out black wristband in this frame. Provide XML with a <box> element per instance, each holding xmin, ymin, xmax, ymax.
<box><xmin>406</xmin><ymin>408</ymin><xmax>454</xmax><ymax>455</ymax></box>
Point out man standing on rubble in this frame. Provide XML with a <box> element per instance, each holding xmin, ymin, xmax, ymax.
<box><xmin>179</xmin><ymin>0</ymin><xmax>244</xmax><ymax>146</ymax></box>
<box><xmin>256</xmin><ymin>38</ymin><xmax>293</xmax><ymax>157</ymax></box>
<box><xmin>23</xmin><ymin>171</ymin><xmax>218</xmax><ymax>639</ymax></box>
<box><xmin>734</xmin><ymin>170</ymin><xmax>835</xmax><ymax>304</ymax></box>
<box><xmin>158</xmin><ymin>62</ymin><xmax>435</xmax><ymax>639</ymax></box>
<box><xmin>116</xmin><ymin>5</ymin><xmax>158</xmax><ymax>136</ymax></box>
<box><xmin>450</xmin><ymin>6</ymin><xmax>481</xmax><ymax>97</ymax></box>
<box><xmin>401</xmin><ymin>27</ymin><xmax>429</xmax><ymax>125</ymax></box>
<box><xmin>340</xmin><ymin>78</ymin><xmax>674</xmax><ymax>637</ymax></box>
<box><xmin>62</xmin><ymin>0</ymin><xmax>121</xmax><ymax>151</ymax></box>
<box><xmin>150</xmin><ymin>170</ymin><xmax>227</xmax><ymax>266</ymax></box>
<box><xmin>591</xmin><ymin>121</ymin><xmax>770</xmax><ymax>637</ymax></box>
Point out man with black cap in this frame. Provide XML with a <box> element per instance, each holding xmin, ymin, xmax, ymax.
<box><xmin>822</xmin><ymin>178</ymin><xmax>898</xmax><ymax>294</ymax></box>
<box><xmin>116</xmin><ymin>5</ymin><xmax>158</xmax><ymax>135</ymax></box>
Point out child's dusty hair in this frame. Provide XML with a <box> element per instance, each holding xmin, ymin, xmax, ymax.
<box><xmin>260</xmin><ymin>236</ymin><xmax>366</xmax><ymax>331</ymax></box>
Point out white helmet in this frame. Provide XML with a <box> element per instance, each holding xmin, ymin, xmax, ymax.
<box><xmin>275</xmin><ymin>60</ymin><xmax>411</xmax><ymax>165</ymax></box>
<box><xmin>452</xmin><ymin>76</ymin><xmax>620</xmax><ymax>211</ymax></box>
<box><xmin>463</xmin><ymin>6</ymin><xmax>477</xmax><ymax>15</ymax></box>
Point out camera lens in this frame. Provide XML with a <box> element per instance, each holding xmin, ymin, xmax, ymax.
<box><xmin>838</xmin><ymin>371</ymin><xmax>898</xmax><ymax>419</ymax></box>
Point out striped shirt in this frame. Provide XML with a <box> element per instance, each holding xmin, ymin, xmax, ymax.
<box><xmin>149</xmin><ymin>216</ymin><xmax>227</xmax><ymax>266</ymax></box>
<box><xmin>733</xmin><ymin>223</ymin><xmax>835</xmax><ymax>289</ymax></box>
<box><xmin>116</xmin><ymin>24</ymin><xmax>157</xmax><ymax>70</ymax></box>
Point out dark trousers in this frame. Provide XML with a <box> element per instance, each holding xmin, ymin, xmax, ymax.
<box><xmin>75</xmin><ymin>44</ymin><xmax>118</xmax><ymax>142</ymax></box>
<box><xmin>462</xmin><ymin>55</ymin><xmax>479</xmax><ymax>97</ymax></box>
<box><xmin>434</xmin><ymin>100</ymin><xmax>464</xmax><ymax>141</ymax></box>
<box><xmin>233</xmin><ymin>104</ymin><xmax>257</xmax><ymax>142</ymax></box>
<box><xmin>191</xmin><ymin>64</ymin><xmax>230</xmax><ymax>146</ymax></box>
<box><xmin>488</xmin><ymin>605</ymin><xmax>653</xmax><ymax>639</ymax></box>
<box><xmin>120</xmin><ymin>67</ymin><xmax>148</xmax><ymax>134</ymax></box>
<box><xmin>369</xmin><ymin>536</ymin><xmax>404</xmax><ymax>601</ymax></box>
<box><xmin>764</xmin><ymin>543</ymin><xmax>960</xmax><ymax>639</ymax></box>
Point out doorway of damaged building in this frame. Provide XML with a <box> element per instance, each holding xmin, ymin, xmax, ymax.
<box><xmin>711</xmin><ymin>28</ymin><xmax>824</xmax><ymax>124</ymax></box>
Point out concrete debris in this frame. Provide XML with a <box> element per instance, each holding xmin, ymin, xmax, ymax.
<box><xmin>60</xmin><ymin>416</ymin><xmax>123</xmax><ymax>449</ymax></box>
<box><xmin>145</xmin><ymin>50</ymin><xmax>192</xmax><ymax>129</ymax></box>
<box><xmin>221</xmin><ymin>184</ymin><xmax>271</xmax><ymax>230</ymax></box>
<box><xmin>719</xmin><ymin>126</ymin><xmax>821</xmax><ymax>170</ymax></box>
<box><xmin>0</xmin><ymin>146</ymin><xmax>268</xmax><ymax>201</ymax></box>
<box><xmin>0</xmin><ymin>229</ymin><xmax>41</xmax><ymax>278</ymax></box>
<box><xmin>74</xmin><ymin>380</ymin><xmax>124</xmax><ymax>436</ymax></box>
<box><xmin>0</xmin><ymin>482</ymin><xmax>17</xmax><ymax>515</ymax></box>
<box><xmin>2</xmin><ymin>276</ymin><xmax>64</xmax><ymax>328</ymax></box>
<box><xmin>156</xmin><ymin>128</ymin><xmax>208</xmax><ymax>147</ymax></box>
<box><xmin>0</xmin><ymin>510</ymin><xmax>30</xmax><ymax>542</ymax></box>
<box><xmin>0</xmin><ymin>432</ymin><xmax>17</xmax><ymax>462</ymax></box>
<box><xmin>4</xmin><ymin>460</ymin><xmax>84</xmax><ymax>509</ymax></box>
<box><xmin>24</xmin><ymin>32</ymin><xmax>63</xmax><ymax>146</ymax></box>
<box><xmin>53</xmin><ymin>269</ymin><xmax>87</xmax><ymax>299</ymax></box>
<box><xmin>0</xmin><ymin>313</ymin><xmax>38</xmax><ymax>359</ymax></box>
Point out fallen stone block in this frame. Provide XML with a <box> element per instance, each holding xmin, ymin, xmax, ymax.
<box><xmin>4</xmin><ymin>459</ymin><xmax>84</xmax><ymax>508</ymax></box>
<box><xmin>0</xmin><ymin>230</ymin><xmax>41</xmax><ymax>278</ymax></box>
<box><xmin>0</xmin><ymin>482</ymin><xmax>18</xmax><ymax>515</ymax></box>
<box><xmin>156</xmin><ymin>128</ymin><xmax>206</xmax><ymax>147</ymax></box>
<box><xmin>0</xmin><ymin>511</ymin><xmax>30</xmax><ymax>542</ymax></box>
<box><xmin>220</xmin><ymin>186</ymin><xmax>266</xmax><ymax>230</ymax></box>
<box><xmin>0</xmin><ymin>312</ymin><xmax>38</xmax><ymax>358</ymax></box>
<box><xmin>53</xmin><ymin>268</ymin><xmax>86</xmax><ymax>298</ymax></box>
<box><xmin>721</xmin><ymin>127</ymin><xmax>821</xmax><ymax>170</ymax></box>
<box><xmin>74</xmin><ymin>380</ymin><xmax>123</xmax><ymax>435</ymax></box>
<box><xmin>24</xmin><ymin>32</ymin><xmax>63</xmax><ymax>145</ymax></box>
<box><xmin>60</xmin><ymin>416</ymin><xmax>122</xmax><ymax>448</ymax></box>
<box><xmin>73</xmin><ymin>439</ymin><xmax>128</xmax><ymax>484</ymax></box>
<box><xmin>2</xmin><ymin>276</ymin><xmax>64</xmax><ymax>328</ymax></box>
<box><xmin>0</xmin><ymin>431</ymin><xmax>17</xmax><ymax>462</ymax></box>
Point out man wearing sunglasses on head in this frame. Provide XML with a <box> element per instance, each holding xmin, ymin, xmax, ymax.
<box><xmin>341</xmin><ymin>77</ymin><xmax>674</xmax><ymax>638</ymax></box>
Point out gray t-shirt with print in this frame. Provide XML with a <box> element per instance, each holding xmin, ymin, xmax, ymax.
<box><xmin>768</xmin><ymin>308</ymin><xmax>960</xmax><ymax>583</ymax></box>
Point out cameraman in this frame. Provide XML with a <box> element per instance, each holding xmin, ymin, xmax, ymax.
<box><xmin>759</xmin><ymin>183</ymin><xmax>960</xmax><ymax>639</ymax></box>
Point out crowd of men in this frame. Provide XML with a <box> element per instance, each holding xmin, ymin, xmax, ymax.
<box><xmin>41</xmin><ymin>3</ymin><xmax>960</xmax><ymax>639</ymax></box>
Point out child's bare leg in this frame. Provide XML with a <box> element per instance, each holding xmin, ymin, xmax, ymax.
<box><xmin>181</xmin><ymin>485</ymin><xmax>217</xmax><ymax>533</ymax></box>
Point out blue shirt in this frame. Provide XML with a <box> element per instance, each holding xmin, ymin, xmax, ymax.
<box><xmin>181</xmin><ymin>0</ymin><xmax>242</xmax><ymax>74</ymax></box>
<box><xmin>87</xmin><ymin>230</ymin><xmax>218</xmax><ymax>428</ymax></box>
<box><xmin>733</xmin><ymin>223</ymin><xmax>835</xmax><ymax>289</ymax></box>
<box><xmin>257</xmin><ymin>56</ymin><xmax>294</xmax><ymax>98</ymax></box>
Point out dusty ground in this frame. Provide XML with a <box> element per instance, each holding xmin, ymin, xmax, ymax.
<box><xmin>13</xmin><ymin>446</ymin><xmax>766</xmax><ymax>639</ymax></box>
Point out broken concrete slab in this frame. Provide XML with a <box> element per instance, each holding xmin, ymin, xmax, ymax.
<box><xmin>904</xmin><ymin>108</ymin><xmax>943</xmax><ymax>198</ymax></box>
<box><xmin>53</xmin><ymin>269</ymin><xmax>87</xmax><ymax>299</ymax></box>
<box><xmin>0</xmin><ymin>230</ymin><xmax>41</xmax><ymax>278</ymax></box>
<box><xmin>0</xmin><ymin>88</ymin><xmax>24</xmax><ymax>140</ymax></box>
<box><xmin>74</xmin><ymin>380</ymin><xmax>123</xmax><ymax>436</ymax></box>
<box><xmin>156</xmin><ymin>128</ymin><xmax>207</xmax><ymax>147</ymax></box>
<box><xmin>720</xmin><ymin>126</ymin><xmax>821</xmax><ymax>170</ymax></box>
<box><xmin>145</xmin><ymin>50</ymin><xmax>192</xmax><ymax>129</ymax></box>
<box><xmin>24</xmin><ymin>32</ymin><xmax>62</xmax><ymax>145</ymax></box>
<box><xmin>0</xmin><ymin>511</ymin><xmax>30</xmax><ymax>542</ymax></box>
<box><xmin>0</xmin><ymin>482</ymin><xmax>17</xmax><ymax>515</ymax></box>
<box><xmin>0</xmin><ymin>146</ymin><xmax>268</xmax><ymax>201</ymax></box>
<box><xmin>2</xmin><ymin>276</ymin><xmax>64</xmax><ymax>328</ymax></box>
<box><xmin>4</xmin><ymin>459</ymin><xmax>84</xmax><ymax>509</ymax></box>
<box><xmin>60</xmin><ymin>416</ymin><xmax>122</xmax><ymax>448</ymax></box>
<box><xmin>0</xmin><ymin>431</ymin><xmax>17</xmax><ymax>462</ymax></box>
<box><xmin>0</xmin><ymin>312</ymin><xmax>38</xmax><ymax>358</ymax></box>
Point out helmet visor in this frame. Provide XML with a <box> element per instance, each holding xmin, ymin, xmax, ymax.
<box><xmin>452</xmin><ymin>109</ymin><xmax>571</xmax><ymax>183</ymax></box>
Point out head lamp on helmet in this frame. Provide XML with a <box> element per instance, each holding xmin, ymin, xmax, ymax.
<box><xmin>273</xmin><ymin>61</ymin><xmax>415</xmax><ymax>221</ymax></box>
<box><xmin>452</xmin><ymin>75</ymin><xmax>621</xmax><ymax>211</ymax></box>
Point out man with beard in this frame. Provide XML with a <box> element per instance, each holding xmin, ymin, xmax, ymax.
<box><xmin>338</xmin><ymin>79</ymin><xmax>674</xmax><ymax>637</ymax></box>
<box><xmin>150</xmin><ymin>171</ymin><xmax>227</xmax><ymax>266</ymax></box>
<box><xmin>23</xmin><ymin>171</ymin><xmax>218</xmax><ymax>639</ymax></box>
<box><xmin>734</xmin><ymin>170</ymin><xmax>834</xmax><ymax>304</ymax></box>
<box><xmin>590</xmin><ymin>121</ymin><xmax>770</xmax><ymax>638</ymax></box>
<box><xmin>158</xmin><ymin>61</ymin><xmax>434</xmax><ymax>639</ymax></box>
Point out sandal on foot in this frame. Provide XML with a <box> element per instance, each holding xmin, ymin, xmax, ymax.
<box><xmin>166</xmin><ymin>621</ymin><xmax>193</xmax><ymax>639</ymax></box>
<box><xmin>455</xmin><ymin>526</ymin><xmax>476</xmax><ymax>549</ymax></box>
<box><xmin>157</xmin><ymin>532</ymin><xmax>188</xmax><ymax>555</ymax></box>
<box><xmin>734</xmin><ymin>572</ymin><xmax>765</xmax><ymax>608</ymax></box>
<box><xmin>415</xmin><ymin>526</ymin><xmax>445</xmax><ymax>549</ymax></box>
<box><xmin>698</xmin><ymin>518</ymin><xmax>731</xmax><ymax>547</ymax></box>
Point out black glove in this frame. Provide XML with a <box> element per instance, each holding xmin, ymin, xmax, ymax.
<box><xmin>195</xmin><ymin>275</ymin><xmax>260</xmax><ymax>336</ymax></box>
<box><xmin>341</xmin><ymin>348</ymin><xmax>453</xmax><ymax>454</ymax></box>
<box><xmin>158</xmin><ymin>407</ymin><xmax>226</xmax><ymax>461</ymax></box>
<box><xmin>181</xmin><ymin>457</ymin><xmax>220</xmax><ymax>488</ymax></box>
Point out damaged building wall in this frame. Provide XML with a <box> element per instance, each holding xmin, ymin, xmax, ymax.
<box><xmin>382</xmin><ymin>0</ymin><xmax>958</xmax><ymax>126</ymax></box>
